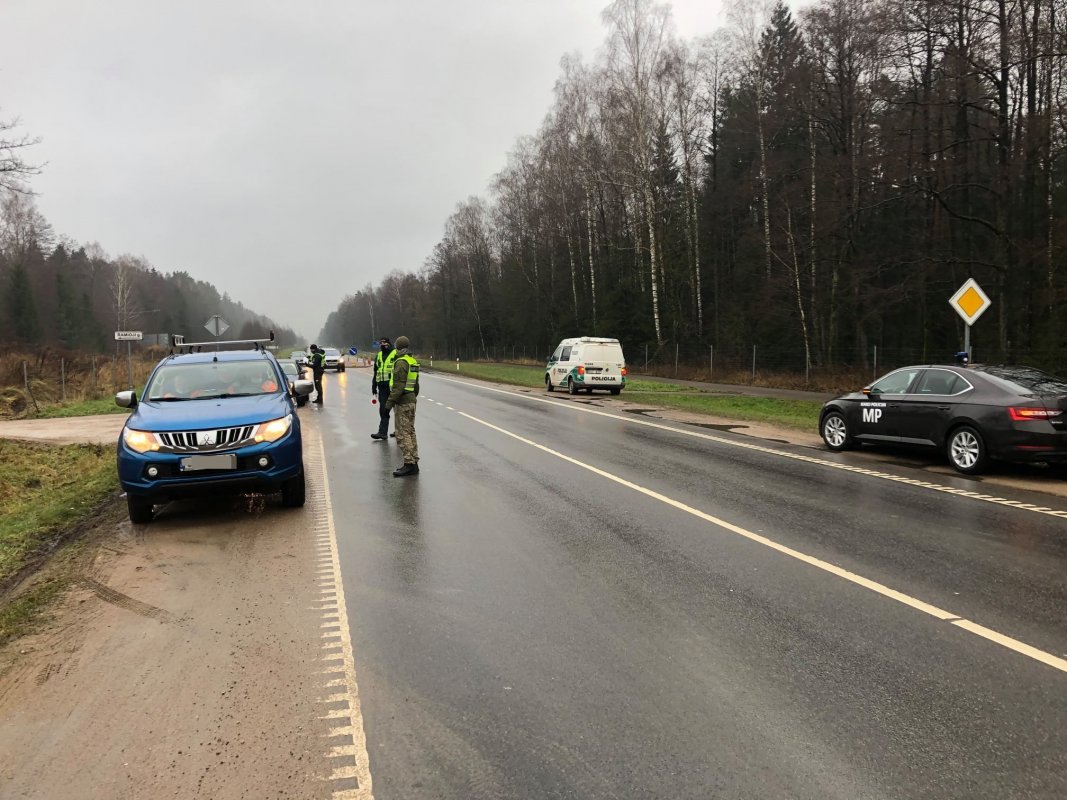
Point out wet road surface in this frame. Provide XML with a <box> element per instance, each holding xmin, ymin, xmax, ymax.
<box><xmin>312</xmin><ymin>369</ymin><xmax>1067</xmax><ymax>799</ymax></box>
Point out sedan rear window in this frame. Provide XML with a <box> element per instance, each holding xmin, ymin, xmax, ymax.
<box><xmin>978</xmin><ymin>366</ymin><xmax>1067</xmax><ymax>395</ymax></box>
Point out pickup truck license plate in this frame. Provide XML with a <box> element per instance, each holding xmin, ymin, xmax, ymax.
<box><xmin>180</xmin><ymin>454</ymin><xmax>237</xmax><ymax>472</ymax></box>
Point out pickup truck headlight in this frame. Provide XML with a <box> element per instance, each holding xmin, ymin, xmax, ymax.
<box><xmin>254</xmin><ymin>414</ymin><xmax>292</xmax><ymax>443</ymax></box>
<box><xmin>123</xmin><ymin>428</ymin><xmax>159</xmax><ymax>453</ymax></box>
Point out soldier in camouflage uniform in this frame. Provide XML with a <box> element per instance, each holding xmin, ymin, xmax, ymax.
<box><xmin>385</xmin><ymin>335</ymin><xmax>420</xmax><ymax>477</ymax></box>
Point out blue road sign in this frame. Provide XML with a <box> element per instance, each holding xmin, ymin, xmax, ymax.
<box><xmin>372</xmin><ymin>340</ymin><xmax>380</xmax><ymax>348</ymax></box>
<box><xmin>348</xmin><ymin>347</ymin><xmax>358</xmax><ymax>356</ymax></box>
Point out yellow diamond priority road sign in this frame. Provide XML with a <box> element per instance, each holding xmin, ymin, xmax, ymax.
<box><xmin>949</xmin><ymin>278</ymin><xmax>991</xmax><ymax>325</ymax></box>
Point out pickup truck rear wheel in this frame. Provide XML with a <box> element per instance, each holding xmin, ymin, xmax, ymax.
<box><xmin>545</xmin><ymin>376</ymin><xmax>554</xmax><ymax>392</ymax></box>
<box><xmin>127</xmin><ymin>495</ymin><xmax>154</xmax><ymax>524</ymax></box>
<box><xmin>567</xmin><ymin>378</ymin><xmax>578</xmax><ymax>395</ymax></box>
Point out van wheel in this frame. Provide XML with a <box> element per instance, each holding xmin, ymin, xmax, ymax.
<box><xmin>127</xmin><ymin>495</ymin><xmax>154</xmax><ymax>524</ymax></box>
<box><xmin>567</xmin><ymin>378</ymin><xmax>578</xmax><ymax>395</ymax></box>
<box><xmin>546</xmin><ymin>376</ymin><xmax>554</xmax><ymax>393</ymax></box>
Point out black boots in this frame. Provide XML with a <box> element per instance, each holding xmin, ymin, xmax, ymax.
<box><xmin>371</xmin><ymin>433</ymin><xmax>386</xmax><ymax>440</ymax></box>
<box><xmin>392</xmin><ymin>463</ymin><xmax>419</xmax><ymax>477</ymax></box>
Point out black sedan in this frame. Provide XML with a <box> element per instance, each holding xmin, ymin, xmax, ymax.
<box><xmin>819</xmin><ymin>364</ymin><xmax>1067</xmax><ymax>474</ymax></box>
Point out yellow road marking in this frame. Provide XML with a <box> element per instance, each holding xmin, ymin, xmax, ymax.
<box><xmin>436</xmin><ymin>376</ymin><xmax>1067</xmax><ymax>520</ymax></box>
<box><xmin>457</xmin><ymin>409</ymin><xmax>1067</xmax><ymax>676</ymax></box>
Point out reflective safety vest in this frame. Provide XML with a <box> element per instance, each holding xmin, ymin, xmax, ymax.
<box><xmin>389</xmin><ymin>354</ymin><xmax>420</xmax><ymax>393</ymax></box>
<box><xmin>375</xmin><ymin>349</ymin><xmax>397</xmax><ymax>383</ymax></box>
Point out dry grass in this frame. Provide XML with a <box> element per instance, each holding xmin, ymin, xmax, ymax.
<box><xmin>0</xmin><ymin>348</ymin><xmax>164</xmax><ymax>419</ymax></box>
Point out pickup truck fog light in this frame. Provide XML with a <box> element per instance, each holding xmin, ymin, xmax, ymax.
<box><xmin>147</xmin><ymin>466</ymin><xmax>159</xmax><ymax>478</ymax></box>
<box><xmin>258</xmin><ymin>456</ymin><xmax>269</xmax><ymax>467</ymax></box>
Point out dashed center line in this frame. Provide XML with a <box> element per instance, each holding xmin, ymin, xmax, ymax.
<box><xmin>455</xmin><ymin>408</ymin><xmax>1067</xmax><ymax>676</ymax></box>
<box><xmin>432</xmin><ymin>375</ymin><xmax>1067</xmax><ymax>520</ymax></box>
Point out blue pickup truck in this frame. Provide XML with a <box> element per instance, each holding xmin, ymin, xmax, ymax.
<box><xmin>115</xmin><ymin>343</ymin><xmax>313</xmax><ymax>523</ymax></box>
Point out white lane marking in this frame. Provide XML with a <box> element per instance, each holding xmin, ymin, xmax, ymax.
<box><xmin>457</xmin><ymin>409</ymin><xmax>1067</xmax><ymax>676</ymax></box>
<box><xmin>436</xmin><ymin>376</ymin><xmax>1067</xmax><ymax>520</ymax></box>
<box><xmin>305</xmin><ymin>432</ymin><xmax>375</xmax><ymax>798</ymax></box>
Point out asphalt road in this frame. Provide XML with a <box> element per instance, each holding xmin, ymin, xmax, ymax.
<box><xmin>312</xmin><ymin>368</ymin><xmax>1067</xmax><ymax>800</ymax></box>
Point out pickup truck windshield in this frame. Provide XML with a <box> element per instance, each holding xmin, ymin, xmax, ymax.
<box><xmin>146</xmin><ymin>362</ymin><xmax>282</xmax><ymax>401</ymax></box>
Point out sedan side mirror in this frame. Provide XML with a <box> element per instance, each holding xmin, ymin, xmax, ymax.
<box><xmin>115</xmin><ymin>390</ymin><xmax>138</xmax><ymax>408</ymax></box>
<box><xmin>293</xmin><ymin>379</ymin><xmax>314</xmax><ymax>397</ymax></box>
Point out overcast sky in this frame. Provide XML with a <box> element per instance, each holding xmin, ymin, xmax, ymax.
<box><xmin>3</xmin><ymin>0</ymin><xmax>729</xmax><ymax>339</ymax></box>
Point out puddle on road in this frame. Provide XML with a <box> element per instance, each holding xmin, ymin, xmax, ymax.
<box><xmin>620</xmin><ymin>407</ymin><xmax>794</xmax><ymax>445</ymax></box>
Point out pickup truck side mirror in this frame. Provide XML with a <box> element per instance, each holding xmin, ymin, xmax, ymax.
<box><xmin>293</xmin><ymin>379</ymin><xmax>314</xmax><ymax>397</ymax></box>
<box><xmin>115</xmin><ymin>390</ymin><xmax>138</xmax><ymax>408</ymax></box>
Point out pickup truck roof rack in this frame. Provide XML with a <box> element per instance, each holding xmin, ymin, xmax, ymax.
<box><xmin>171</xmin><ymin>331</ymin><xmax>275</xmax><ymax>353</ymax></box>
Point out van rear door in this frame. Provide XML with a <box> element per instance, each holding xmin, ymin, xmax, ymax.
<box><xmin>579</xmin><ymin>343</ymin><xmax>626</xmax><ymax>387</ymax></box>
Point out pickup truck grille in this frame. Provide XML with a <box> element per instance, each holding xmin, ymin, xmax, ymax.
<box><xmin>156</xmin><ymin>425</ymin><xmax>256</xmax><ymax>452</ymax></box>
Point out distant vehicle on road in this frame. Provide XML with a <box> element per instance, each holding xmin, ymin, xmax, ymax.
<box><xmin>322</xmin><ymin>347</ymin><xmax>345</xmax><ymax>372</ymax></box>
<box><xmin>115</xmin><ymin>340</ymin><xmax>314</xmax><ymax>523</ymax></box>
<box><xmin>819</xmin><ymin>363</ymin><xmax>1067</xmax><ymax>474</ymax></box>
<box><xmin>546</xmin><ymin>337</ymin><xmax>627</xmax><ymax>395</ymax></box>
<box><xmin>277</xmin><ymin>359</ymin><xmax>308</xmax><ymax>407</ymax></box>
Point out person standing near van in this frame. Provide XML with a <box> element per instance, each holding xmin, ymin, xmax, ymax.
<box><xmin>385</xmin><ymin>335</ymin><xmax>419</xmax><ymax>476</ymax></box>
<box><xmin>371</xmin><ymin>337</ymin><xmax>396</xmax><ymax>440</ymax></box>
<box><xmin>307</xmin><ymin>344</ymin><xmax>326</xmax><ymax>404</ymax></box>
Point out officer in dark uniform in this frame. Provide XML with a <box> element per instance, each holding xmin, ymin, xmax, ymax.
<box><xmin>307</xmin><ymin>344</ymin><xmax>326</xmax><ymax>404</ymax></box>
<box><xmin>371</xmin><ymin>337</ymin><xmax>397</xmax><ymax>440</ymax></box>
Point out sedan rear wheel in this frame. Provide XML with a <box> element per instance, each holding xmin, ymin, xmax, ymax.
<box><xmin>821</xmin><ymin>411</ymin><xmax>853</xmax><ymax>451</ymax></box>
<box><xmin>947</xmin><ymin>425</ymin><xmax>989</xmax><ymax>474</ymax></box>
<box><xmin>546</xmin><ymin>376</ymin><xmax>554</xmax><ymax>393</ymax></box>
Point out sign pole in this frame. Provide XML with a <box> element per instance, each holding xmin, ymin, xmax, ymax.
<box><xmin>127</xmin><ymin>340</ymin><xmax>133</xmax><ymax>389</ymax></box>
<box><xmin>964</xmin><ymin>324</ymin><xmax>971</xmax><ymax>360</ymax></box>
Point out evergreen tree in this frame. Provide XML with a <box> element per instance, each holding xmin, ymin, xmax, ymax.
<box><xmin>56</xmin><ymin>271</ymin><xmax>78</xmax><ymax>347</ymax></box>
<box><xmin>7</xmin><ymin>264</ymin><xmax>41</xmax><ymax>343</ymax></box>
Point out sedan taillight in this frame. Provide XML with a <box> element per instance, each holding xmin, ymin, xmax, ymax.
<box><xmin>1008</xmin><ymin>407</ymin><xmax>1063</xmax><ymax>421</ymax></box>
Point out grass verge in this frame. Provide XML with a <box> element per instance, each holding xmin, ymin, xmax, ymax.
<box><xmin>427</xmin><ymin>361</ymin><xmax>822</xmax><ymax>431</ymax></box>
<box><xmin>35</xmin><ymin>397</ymin><xmax>131</xmax><ymax>418</ymax></box>
<box><xmin>0</xmin><ymin>440</ymin><xmax>117</xmax><ymax>643</ymax></box>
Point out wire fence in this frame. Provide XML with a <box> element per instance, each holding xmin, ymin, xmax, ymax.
<box><xmin>0</xmin><ymin>349</ymin><xmax>161</xmax><ymax>417</ymax></box>
<box><xmin>418</xmin><ymin>340</ymin><xmax>1067</xmax><ymax>394</ymax></box>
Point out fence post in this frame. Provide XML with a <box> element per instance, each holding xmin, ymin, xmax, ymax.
<box><xmin>61</xmin><ymin>357</ymin><xmax>66</xmax><ymax>403</ymax></box>
<box><xmin>674</xmin><ymin>343</ymin><xmax>679</xmax><ymax>377</ymax></box>
<box><xmin>644</xmin><ymin>343</ymin><xmax>648</xmax><ymax>371</ymax></box>
<box><xmin>873</xmin><ymin>345</ymin><xmax>878</xmax><ymax>380</ymax></box>
<box><xmin>751</xmin><ymin>345</ymin><xmax>757</xmax><ymax>380</ymax></box>
<box><xmin>709</xmin><ymin>345</ymin><xmax>713</xmax><ymax>380</ymax></box>
<box><xmin>91</xmin><ymin>356</ymin><xmax>97</xmax><ymax>397</ymax></box>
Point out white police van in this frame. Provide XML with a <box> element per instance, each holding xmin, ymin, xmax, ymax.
<box><xmin>545</xmin><ymin>337</ymin><xmax>627</xmax><ymax>395</ymax></box>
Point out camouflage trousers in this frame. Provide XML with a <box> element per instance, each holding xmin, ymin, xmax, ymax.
<box><xmin>394</xmin><ymin>402</ymin><xmax>419</xmax><ymax>464</ymax></box>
